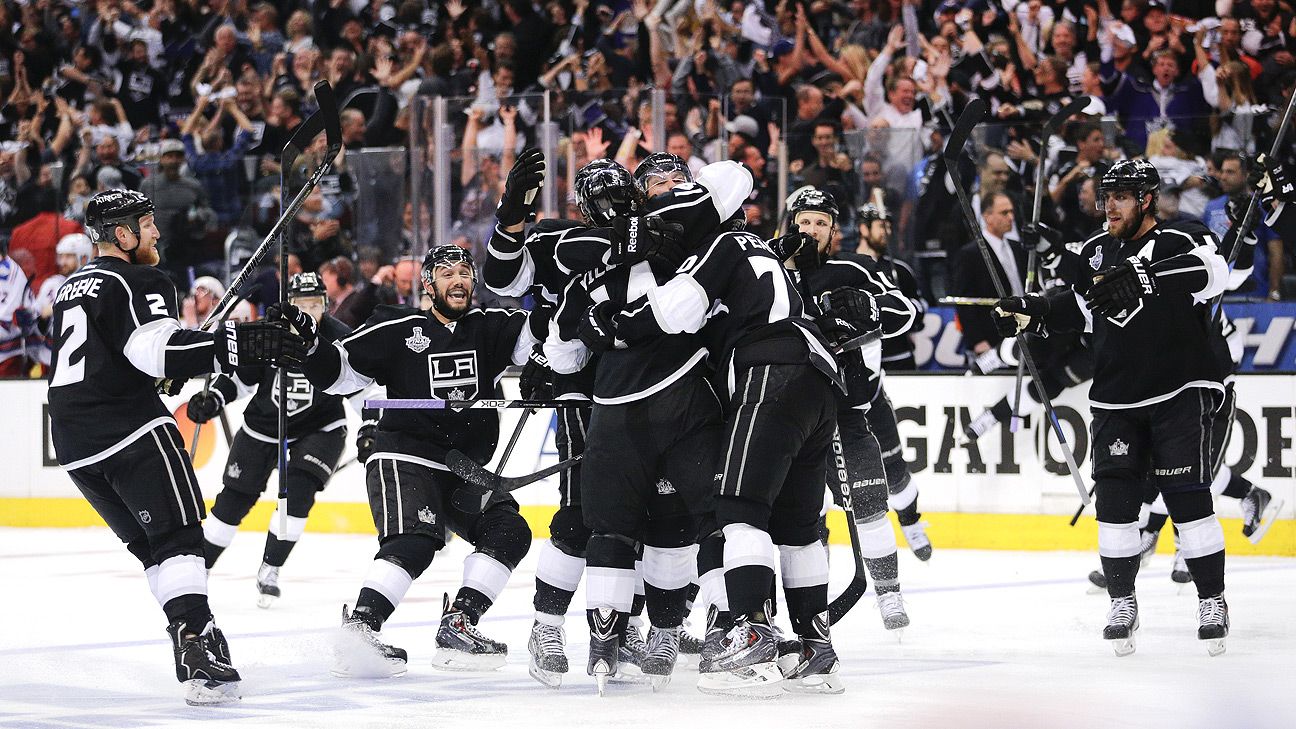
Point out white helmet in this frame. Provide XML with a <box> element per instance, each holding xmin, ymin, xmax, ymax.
<box><xmin>56</xmin><ymin>233</ymin><xmax>94</xmax><ymax>263</ymax></box>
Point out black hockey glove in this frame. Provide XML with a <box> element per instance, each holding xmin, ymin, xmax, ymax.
<box><xmin>1085</xmin><ymin>256</ymin><xmax>1158</xmax><ymax>318</ymax></box>
<box><xmin>1021</xmin><ymin>221</ymin><xmax>1063</xmax><ymax>258</ymax></box>
<box><xmin>578</xmin><ymin>302</ymin><xmax>622</xmax><ymax>353</ymax></box>
<box><xmin>266</xmin><ymin>302</ymin><xmax>318</xmax><ymax>356</ymax></box>
<box><xmin>451</xmin><ymin>483</ymin><xmax>493</xmax><ymax>514</ymax></box>
<box><xmin>518</xmin><ymin>345</ymin><xmax>554</xmax><ymax>400</ymax></box>
<box><xmin>820</xmin><ymin>287</ymin><xmax>880</xmax><ymax>334</ymax></box>
<box><xmin>496</xmin><ymin>147</ymin><xmax>546</xmax><ymax>227</ymax></box>
<box><xmin>609</xmin><ymin>215</ymin><xmax>686</xmax><ymax>268</ymax></box>
<box><xmin>1250</xmin><ymin>152</ymin><xmax>1295</xmax><ymax>208</ymax></box>
<box><xmin>815</xmin><ymin>313</ymin><xmax>863</xmax><ymax>353</ymax></box>
<box><xmin>766</xmin><ymin>231</ymin><xmax>815</xmax><ymax>263</ymax></box>
<box><xmin>213</xmin><ymin>319</ymin><xmax>308</xmax><ymax>372</ymax></box>
<box><xmin>187</xmin><ymin>390</ymin><xmax>225</xmax><ymax>424</ymax></box>
<box><xmin>355</xmin><ymin>422</ymin><xmax>377</xmax><ymax>465</ymax></box>
<box><xmin>993</xmin><ymin>293</ymin><xmax>1050</xmax><ymax>338</ymax></box>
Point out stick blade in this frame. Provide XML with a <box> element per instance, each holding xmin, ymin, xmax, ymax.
<box><xmin>827</xmin><ymin>578</ymin><xmax>869</xmax><ymax>625</ymax></box>
<box><xmin>943</xmin><ymin>97</ymin><xmax>988</xmax><ymax>165</ymax></box>
<box><xmin>446</xmin><ymin>449</ymin><xmax>500</xmax><ymax>490</ymax></box>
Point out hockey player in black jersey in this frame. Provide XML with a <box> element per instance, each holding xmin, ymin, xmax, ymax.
<box><xmin>189</xmin><ymin>272</ymin><xmax>352</xmax><ymax>608</ymax></box>
<box><xmin>301</xmin><ymin>245</ymin><xmax>540</xmax><ymax>676</ymax></box>
<box><xmin>993</xmin><ymin>160</ymin><xmax>1232</xmax><ymax>656</ymax></box>
<box><xmin>47</xmin><ymin>189</ymin><xmax>308</xmax><ymax>705</ymax></box>
<box><xmin>775</xmin><ymin>189</ymin><xmax>919</xmax><ymax>632</ymax></box>
<box><xmin>594</xmin><ymin>173</ymin><xmax>849</xmax><ymax>696</ymax></box>
<box><xmin>544</xmin><ymin>153</ymin><xmax>749</xmax><ymax>694</ymax></box>
<box><xmin>855</xmin><ymin>202</ymin><xmax>926</xmax><ymax>371</ymax></box>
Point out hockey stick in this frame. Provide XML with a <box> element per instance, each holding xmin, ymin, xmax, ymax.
<box><xmin>363</xmin><ymin>397</ymin><xmax>585</xmax><ymax>409</ymax></box>
<box><xmin>943</xmin><ymin>98</ymin><xmax>1089</xmax><ymax>505</ymax></box>
<box><xmin>1210</xmin><ymin>86</ymin><xmax>1296</xmax><ymax>327</ymax></box>
<box><xmin>445</xmin><ymin>449</ymin><xmax>582</xmax><ymax>492</ymax></box>
<box><xmin>496</xmin><ymin>407</ymin><xmax>533</xmax><ymax>473</ymax></box>
<box><xmin>826</xmin><ymin>428</ymin><xmax>868</xmax><ymax>625</ymax></box>
<box><xmin>1011</xmin><ymin>99</ymin><xmax>1089</xmax><ymax>433</ymax></box>
<box><xmin>938</xmin><ymin>296</ymin><xmax>1002</xmax><ymax>306</ymax></box>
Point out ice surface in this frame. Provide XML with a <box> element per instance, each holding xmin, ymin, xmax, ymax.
<box><xmin>1</xmin><ymin>527</ymin><xmax>1292</xmax><ymax>729</ymax></box>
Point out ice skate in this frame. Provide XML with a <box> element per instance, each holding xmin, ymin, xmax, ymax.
<box><xmin>255</xmin><ymin>562</ymin><xmax>280</xmax><ymax>609</ymax></box>
<box><xmin>696</xmin><ymin>617</ymin><xmax>785</xmax><ymax>699</ymax></box>
<box><xmin>1087</xmin><ymin>570</ymin><xmax>1108</xmax><ymax>593</ymax></box>
<box><xmin>1138</xmin><ymin>529</ymin><xmax>1159</xmax><ymax>567</ymax></box>
<box><xmin>698</xmin><ymin>607</ymin><xmax>727</xmax><ymax>675</ymax></box>
<box><xmin>333</xmin><ymin>605</ymin><xmax>408</xmax><ymax>678</ymax></box>
<box><xmin>962</xmin><ymin>409</ymin><xmax>999</xmax><ymax>442</ymax></box>
<box><xmin>611</xmin><ymin>618</ymin><xmax>647</xmax><ymax>682</ymax></box>
<box><xmin>900</xmin><ymin>521</ymin><xmax>933</xmax><ymax>561</ymax></box>
<box><xmin>526</xmin><ymin>620</ymin><xmax>567</xmax><ymax>688</ymax></box>
<box><xmin>675</xmin><ymin>628</ymin><xmax>703</xmax><ymax>670</ymax></box>
<box><xmin>586</xmin><ymin>608</ymin><xmax>625</xmax><ymax>696</ymax></box>
<box><xmin>1198</xmin><ymin>594</ymin><xmax>1229</xmax><ymax>657</ymax></box>
<box><xmin>641</xmin><ymin>626</ymin><xmax>679</xmax><ymax>691</ymax></box>
<box><xmin>432</xmin><ymin>594</ymin><xmax>507</xmax><ymax>671</ymax></box>
<box><xmin>1241</xmin><ymin>487</ymin><xmax>1281</xmax><ymax>544</ymax></box>
<box><xmin>877</xmin><ymin>591</ymin><xmax>910</xmax><ymax>635</ymax></box>
<box><xmin>1170</xmin><ymin>549</ymin><xmax>1192</xmax><ymax>586</ymax></box>
<box><xmin>168</xmin><ymin>619</ymin><xmax>241</xmax><ymax>706</ymax></box>
<box><xmin>1102</xmin><ymin>595</ymin><xmax>1139</xmax><ymax>657</ymax></box>
<box><xmin>782</xmin><ymin>613</ymin><xmax>843</xmax><ymax>695</ymax></box>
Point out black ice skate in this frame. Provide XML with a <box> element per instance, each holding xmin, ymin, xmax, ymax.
<box><xmin>1241</xmin><ymin>487</ymin><xmax>1281</xmax><ymax>544</ymax></box>
<box><xmin>1138</xmin><ymin>529</ymin><xmax>1159</xmax><ymax>567</ymax></box>
<box><xmin>782</xmin><ymin>613</ymin><xmax>843</xmax><ymax>695</ymax></box>
<box><xmin>586</xmin><ymin>607</ymin><xmax>627</xmax><ymax>697</ymax></box>
<box><xmin>1102</xmin><ymin>594</ymin><xmax>1139</xmax><ymax>657</ymax></box>
<box><xmin>676</xmin><ymin>628</ymin><xmax>703</xmax><ymax>670</ymax></box>
<box><xmin>432</xmin><ymin>593</ymin><xmax>507</xmax><ymax>671</ymax></box>
<box><xmin>333</xmin><ymin>604</ymin><xmax>408</xmax><ymax>678</ymax></box>
<box><xmin>1086</xmin><ymin>570</ymin><xmax>1108</xmax><ymax>593</ymax></box>
<box><xmin>256</xmin><ymin>562</ymin><xmax>280</xmax><ymax>609</ymax></box>
<box><xmin>877</xmin><ymin>591</ymin><xmax>910</xmax><ymax>634</ymax></box>
<box><xmin>641</xmin><ymin>626</ymin><xmax>679</xmax><ymax>691</ymax></box>
<box><xmin>696</xmin><ymin>612</ymin><xmax>784</xmax><ymax>698</ymax></box>
<box><xmin>611</xmin><ymin>619</ymin><xmax>647</xmax><ymax>682</ymax></box>
<box><xmin>168</xmin><ymin>619</ymin><xmax>241</xmax><ymax>706</ymax></box>
<box><xmin>526</xmin><ymin>619</ymin><xmax>568</xmax><ymax>688</ymax></box>
<box><xmin>962</xmin><ymin>409</ymin><xmax>1000</xmax><ymax>442</ymax></box>
<box><xmin>1170</xmin><ymin>548</ymin><xmax>1192</xmax><ymax>585</ymax></box>
<box><xmin>1198</xmin><ymin>594</ymin><xmax>1229</xmax><ymax>657</ymax></box>
<box><xmin>900</xmin><ymin>521</ymin><xmax>933</xmax><ymax>561</ymax></box>
<box><xmin>698</xmin><ymin>606</ymin><xmax>727</xmax><ymax>675</ymax></box>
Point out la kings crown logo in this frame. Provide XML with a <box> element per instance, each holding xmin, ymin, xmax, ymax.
<box><xmin>271</xmin><ymin>371</ymin><xmax>315</xmax><ymax>416</ymax></box>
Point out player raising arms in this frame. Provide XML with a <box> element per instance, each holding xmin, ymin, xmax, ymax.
<box><xmin>47</xmin><ymin>189</ymin><xmax>308</xmax><ymax>705</ymax></box>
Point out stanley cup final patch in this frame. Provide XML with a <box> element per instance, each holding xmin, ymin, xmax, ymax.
<box><xmin>406</xmin><ymin>326</ymin><xmax>431</xmax><ymax>353</ymax></box>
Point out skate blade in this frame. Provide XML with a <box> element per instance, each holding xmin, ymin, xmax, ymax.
<box><xmin>649</xmin><ymin>673</ymin><xmax>672</xmax><ymax>692</ymax></box>
<box><xmin>183</xmin><ymin>679</ymin><xmax>241</xmax><ymax>706</ymax></box>
<box><xmin>783</xmin><ymin>672</ymin><xmax>845</xmax><ymax>695</ymax></box>
<box><xmin>332</xmin><ymin>632</ymin><xmax>408</xmax><ymax>678</ymax></box>
<box><xmin>596</xmin><ymin>673</ymin><xmax>609</xmax><ymax>697</ymax></box>
<box><xmin>1246</xmin><ymin>498</ymin><xmax>1284</xmax><ymax>545</ymax></box>
<box><xmin>431</xmin><ymin>649</ymin><xmax>506</xmax><ymax>672</ymax></box>
<box><xmin>696</xmin><ymin>662</ymin><xmax>785</xmax><ymax>699</ymax></box>
<box><xmin>1205</xmin><ymin>637</ymin><xmax>1227</xmax><ymax>657</ymax></box>
<box><xmin>883</xmin><ymin>617</ymin><xmax>910</xmax><ymax>632</ymax></box>
<box><xmin>256</xmin><ymin>593</ymin><xmax>277</xmax><ymax>610</ymax></box>
<box><xmin>1106</xmin><ymin>630</ymin><xmax>1137</xmax><ymax>657</ymax></box>
<box><xmin>609</xmin><ymin>663</ymin><xmax>648</xmax><ymax>683</ymax></box>
<box><xmin>527</xmin><ymin>662</ymin><xmax>564</xmax><ymax>689</ymax></box>
<box><xmin>674</xmin><ymin>653</ymin><xmax>700</xmax><ymax>671</ymax></box>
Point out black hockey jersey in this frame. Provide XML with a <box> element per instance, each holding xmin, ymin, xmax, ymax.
<box><xmin>210</xmin><ymin>315</ymin><xmax>352</xmax><ymax>441</ymax></box>
<box><xmin>1049</xmin><ymin>219</ymin><xmax>1228</xmax><ymax>409</ymax></box>
<box><xmin>301</xmin><ymin>304</ymin><xmax>536</xmax><ymax>466</ymax></box>
<box><xmin>613</xmin><ymin>230</ymin><xmax>843</xmax><ymax>399</ymax></box>
<box><xmin>483</xmin><ymin>218</ymin><xmax>606</xmax><ymax>305</ymax></box>
<box><xmin>48</xmin><ymin>257</ymin><xmax>236</xmax><ymax>468</ymax></box>
<box><xmin>879</xmin><ymin>257</ymin><xmax>925</xmax><ymax>365</ymax></box>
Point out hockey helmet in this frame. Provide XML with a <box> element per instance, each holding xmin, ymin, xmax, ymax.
<box><xmin>84</xmin><ymin>189</ymin><xmax>154</xmax><ymax>244</ymax></box>
<box><xmin>574</xmin><ymin>159</ymin><xmax>640</xmax><ymax>226</ymax></box>
<box><xmin>56</xmin><ymin>233</ymin><xmax>94</xmax><ymax>262</ymax></box>
<box><xmin>289</xmin><ymin>271</ymin><xmax>329</xmax><ymax>303</ymax></box>
<box><xmin>857</xmin><ymin>202</ymin><xmax>890</xmax><ymax>224</ymax></box>
<box><xmin>421</xmin><ymin>244</ymin><xmax>476</xmax><ymax>289</ymax></box>
<box><xmin>789</xmin><ymin>187</ymin><xmax>839</xmax><ymax>224</ymax></box>
<box><xmin>1098</xmin><ymin>159</ymin><xmax>1160</xmax><ymax>210</ymax></box>
<box><xmin>633</xmin><ymin>152</ymin><xmax>692</xmax><ymax>196</ymax></box>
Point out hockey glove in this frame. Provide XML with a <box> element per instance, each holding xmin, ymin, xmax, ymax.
<box><xmin>1250</xmin><ymin>153</ymin><xmax>1295</xmax><ymax>208</ymax></box>
<box><xmin>496</xmin><ymin>147</ymin><xmax>546</xmax><ymax>227</ymax></box>
<box><xmin>609</xmin><ymin>215</ymin><xmax>686</xmax><ymax>267</ymax></box>
<box><xmin>1085</xmin><ymin>256</ymin><xmax>1157</xmax><ymax>318</ymax></box>
<box><xmin>355</xmin><ymin>422</ymin><xmax>377</xmax><ymax>465</ymax></box>
<box><xmin>519</xmin><ymin>345</ymin><xmax>554</xmax><ymax>400</ymax></box>
<box><xmin>816</xmin><ymin>314</ymin><xmax>864</xmax><ymax>353</ymax></box>
<box><xmin>967</xmin><ymin>347</ymin><xmax>1008</xmax><ymax>375</ymax></box>
<box><xmin>1021</xmin><ymin>221</ymin><xmax>1063</xmax><ymax>257</ymax></box>
<box><xmin>820</xmin><ymin>287</ymin><xmax>880</xmax><ymax>334</ymax></box>
<box><xmin>213</xmin><ymin>319</ymin><xmax>308</xmax><ymax>372</ymax></box>
<box><xmin>266</xmin><ymin>302</ymin><xmax>318</xmax><ymax>356</ymax></box>
<box><xmin>187</xmin><ymin>390</ymin><xmax>225</xmax><ymax>424</ymax></box>
<box><xmin>767</xmin><ymin>231</ymin><xmax>814</xmax><ymax>263</ymax></box>
<box><xmin>578</xmin><ymin>302</ymin><xmax>622</xmax><ymax>353</ymax></box>
<box><xmin>993</xmin><ymin>294</ymin><xmax>1050</xmax><ymax>338</ymax></box>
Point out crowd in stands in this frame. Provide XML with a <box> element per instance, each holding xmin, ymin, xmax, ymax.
<box><xmin>1</xmin><ymin>0</ymin><xmax>1295</xmax><ymax>377</ymax></box>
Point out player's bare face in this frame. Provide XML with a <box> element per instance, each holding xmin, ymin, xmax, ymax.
<box><xmin>864</xmin><ymin>220</ymin><xmax>890</xmax><ymax>249</ymax></box>
<box><xmin>644</xmin><ymin>171</ymin><xmax>688</xmax><ymax>199</ymax></box>
<box><xmin>123</xmin><ymin>214</ymin><xmax>161</xmax><ymax>266</ymax></box>
<box><xmin>292</xmin><ymin>295</ymin><xmax>327</xmax><ymax>323</ymax></box>
<box><xmin>429</xmin><ymin>263</ymin><xmax>474</xmax><ymax>315</ymax></box>
<box><xmin>57</xmin><ymin>253</ymin><xmax>81</xmax><ymax>275</ymax></box>
<box><xmin>795</xmin><ymin>211</ymin><xmax>834</xmax><ymax>252</ymax></box>
<box><xmin>1101</xmin><ymin>191</ymin><xmax>1142</xmax><ymax>239</ymax></box>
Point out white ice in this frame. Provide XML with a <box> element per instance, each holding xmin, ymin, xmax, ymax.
<box><xmin>1</xmin><ymin>527</ymin><xmax>1292</xmax><ymax>729</ymax></box>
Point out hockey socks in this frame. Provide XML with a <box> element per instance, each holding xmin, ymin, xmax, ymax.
<box><xmin>643</xmin><ymin>545</ymin><xmax>697</xmax><ymax>629</ymax></box>
<box><xmin>778</xmin><ymin>542</ymin><xmax>828</xmax><ymax>638</ymax></box>
<box><xmin>158</xmin><ymin>554</ymin><xmax>214</xmax><ymax>633</ymax></box>
<box><xmin>1098</xmin><ymin>521</ymin><xmax>1141</xmax><ymax>597</ymax></box>
<box><xmin>722</xmin><ymin>523</ymin><xmax>777</xmax><ymax>619</ymax></box>
<box><xmin>1178</xmin><ymin>515</ymin><xmax>1226</xmax><ymax>599</ymax></box>
<box><xmin>355</xmin><ymin>557</ymin><xmax>416</xmax><ymax>625</ymax></box>
<box><xmin>533</xmin><ymin>540</ymin><xmax>585</xmax><ymax>621</ymax></box>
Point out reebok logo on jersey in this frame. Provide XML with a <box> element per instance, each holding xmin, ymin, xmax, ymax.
<box><xmin>1109</xmin><ymin>439</ymin><xmax>1130</xmax><ymax>456</ymax></box>
<box><xmin>405</xmin><ymin>326</ymin><xmax>431</xmax><ymax>353</ymax></box>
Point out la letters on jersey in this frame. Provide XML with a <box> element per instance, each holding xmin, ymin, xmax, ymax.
<box><xmin>428</xmin><ymin>350</ymin><xmax>479</xmax><ymax>399</ymax></box>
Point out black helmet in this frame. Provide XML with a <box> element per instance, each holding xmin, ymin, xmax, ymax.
<box><xmin>1099</xmin><ymin>159</ymin><xmax>1160</xmax><ymax>197</ymax></box>
<box><xmin>84</xmin><ymin>189</ymin><xmax>154</xmax><ymax>244</ymax></box>
<box><xmin>857</xmin><ymin>202</ymin><xmax>890</xmax><ymax>224</ymax></box>
<box><xmin>632</xmin><ymin>152</ymin><xmax>692</xmax><ymax>195</ymax></box>
<box><xmin>788</xmin><ymin>187</ymin><xmax>839</xmax><ymax>224</ymax></box>
<box><xmin>288</xmin><ymin>271</ymin><xmax>328</xmax><ymax>302</ymax></box>
<box><xmin>574</xmin><ymin>159</ymin><xmax>640</xmax><ymax>226</ymax></box>
<box><xmin>421</xmin><ymin>244</ymin><xmax>476</xmax><ymax>288</ymax></box>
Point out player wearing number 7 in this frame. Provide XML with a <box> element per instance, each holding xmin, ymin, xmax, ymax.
<box><xmin>46</xmin><ymin>190</ymin><xmax>309</xmax><ymax>706</ymax></box>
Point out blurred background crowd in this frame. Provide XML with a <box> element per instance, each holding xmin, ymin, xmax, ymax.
<box><xmin>1</xmin><ymin>0</ymin><xmax>1294</xmax><ymax>378</ymax></box>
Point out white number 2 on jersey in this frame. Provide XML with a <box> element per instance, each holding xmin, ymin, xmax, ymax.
<box><xmin>49</xmin><ymin>308</ymin><xmax>88</xmax><ymax>387</ymax></box>
<box><xmin>748</xmin><ymin>256</ymin><xmax>791</xmax><ymax>324</ymax></box>
<box><xmin>146</xmin><ymin>293</ymin><xmax>169</xmax><ymax>317</ymax></box>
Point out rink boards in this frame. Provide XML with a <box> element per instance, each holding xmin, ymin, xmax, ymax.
<box><xmin>2</xmin><ymin>375</ymin><xmax>1293</xmax><ymax>555</ymax></box>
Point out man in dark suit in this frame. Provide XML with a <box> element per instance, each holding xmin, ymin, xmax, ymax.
<box><xmin>952</xmin><ymin>191</ymin><xmax>1027</xmax><ymax>373</ymax></box>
